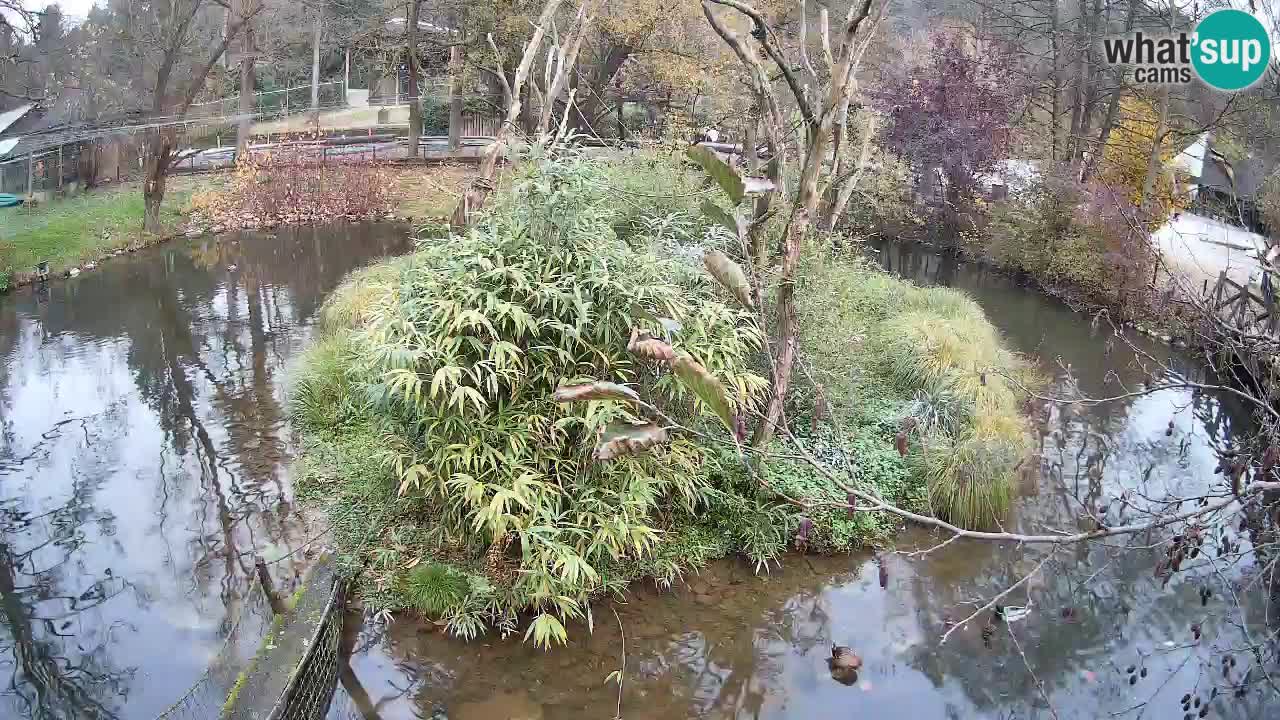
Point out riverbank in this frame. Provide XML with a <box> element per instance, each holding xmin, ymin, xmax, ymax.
<box><xmin>0</xmin><ymin>177</ymin><xmax>206</xmax><ymax>290</ymax></box>
<box><xmin>0</xmin><ymin>164</ymin><xmax>477</xmax><ymax>292</ymax></box>
<box><xmin>291</xmin><ymin>151</ymin><xmax>1039</xmax><ymax>645</ymax></box>
<box><xmin>183</xmin><ymin>163</ymin><xmax>476</xmax><ymax>234</ymax></box>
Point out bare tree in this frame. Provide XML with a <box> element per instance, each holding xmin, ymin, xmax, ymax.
<box><xmin>449</xmin><ymin>0</ymin><xmax>599</xmax><ymax>229</ymax></box>
<box><xmin>138</xmin><ymin>0</ymin><xmax>263</xmax><ymax>231</ymax></box>
<box><xmin>700</xmin><ymin>0</ymin><xmax>879</xmax><ymax>446</ymax></box>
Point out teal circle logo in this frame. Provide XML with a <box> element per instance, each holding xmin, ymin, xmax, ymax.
<box><xmin>1192</xmin><ymin>9</ymin><xmax>1271</xmax><ymax>91</ymax></box>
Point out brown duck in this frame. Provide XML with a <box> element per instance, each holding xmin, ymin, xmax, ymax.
<box><xmin>829</xmin><ymin>644</ymin><xmax>862</xmax><ymax>670</ymax></box>
<box><xmin>827</xmin><ymin>644</ymin><xmax>862</xmax><ymax>685</ymax></box>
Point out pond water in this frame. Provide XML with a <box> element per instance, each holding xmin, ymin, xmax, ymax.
<box><xmin>1</xmin><ymin>229</ymin><xmax>1274</xmax><ymax>720</ymax></box>
<box><xmin>0</xmin><ymin>223</ymin><xmax>412</xmax><ymax>720</ymax></box>
<box><xmin>329</xmin><ymin>242</ymin><xmax>1276</xmax><ymax>720</ymax></box>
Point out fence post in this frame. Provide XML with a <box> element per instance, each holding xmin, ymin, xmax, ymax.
<box><xmin>26</xmin><ymin>153</ymin><xmax>33</xmax><ymax>197</ymax></box>
<box><xmin>57</xmin><ymin>145</ymin><xmax>63</xmax><ymax>190</ymax></box>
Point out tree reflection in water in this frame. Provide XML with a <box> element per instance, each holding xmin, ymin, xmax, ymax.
<box><xmin>0</xmin><ymin>223</ymin><xmax>412</xmax><ymax>719</ymax></box>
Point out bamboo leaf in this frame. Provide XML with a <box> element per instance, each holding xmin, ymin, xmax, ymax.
<box><xmin>702</xmin><ymin>250</ymin><xmax>754</xmax><ymax>308</ymax></box>
<box><xmin>672</xmin><ymin>353</ymin><xmax>735</xmax><ymax>430</ymax></box>
<box><xmin>686</xmin><ymin>145</ymin><xmax>745</xmax><ymax>204</ymax></box>
<box><xmin>700</xmin><ymin>199</ymin><xmax>746</xmax><ymax>241</ymax></box>
<box><xmin>627</xmin><ymin>329</ymin><xmax>676</xmax><ymax>362</ymax></box>
<box><xmin>593</xmin><ymin>421</ymin><xmax>670</xmax><ymax>461</ymax></box>
<box><xmin>524</xmin><ymin>612</ymin><xmax>568</xmax><ymax>649</ymax></box>
<box><xmin>551</xmin><ymin>381</ymin><xmax>641</xmax><ymax>404</ymax></box>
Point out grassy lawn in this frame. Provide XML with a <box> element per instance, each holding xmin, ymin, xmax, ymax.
<box><xmin>0</xmin><ymin>177</ymin><xmax>207</xmax><ymax>288</ymax></box>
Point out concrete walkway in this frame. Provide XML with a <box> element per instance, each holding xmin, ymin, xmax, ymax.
<box><xmin>1152</xmin><ymin>211</ymin><xmax>1268</xmax><ymax>288</ymax></box>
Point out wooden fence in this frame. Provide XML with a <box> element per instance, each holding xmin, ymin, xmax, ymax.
<box><xmin>1209</xmin><ymin>271</ymin><xmax>1280</xmax><ymax>336</ymax></box>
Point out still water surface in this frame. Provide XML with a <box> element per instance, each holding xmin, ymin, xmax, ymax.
<box><xmin>0</xmin><ymin>230</ymin><xmax>1274</xmax><ymax>719</ymax></box>
<box><xmin>0</xmin><ymin>224</ymin><xmax>411</xmax><ymax>719</ymax></box>
<box><xmin>330</xmin><ymin>243</ymin><xmax>1274</xmax><ymax>720</ymax></box>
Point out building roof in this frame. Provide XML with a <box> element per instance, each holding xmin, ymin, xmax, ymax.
<box><xmin>1175</xmin><ymin>133</ymin><xmax>1277</xmax><ymax>199</ymax></box>
<box><xmin>0</xmin><ymin>104</ymin><xmax>34</xmax><ymax>137</ymax></box>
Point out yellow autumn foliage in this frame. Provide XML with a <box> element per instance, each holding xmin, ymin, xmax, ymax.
<box><xmin>1097</xmin><ymin>95</ymin><xmax>1187</xmax><ymax>224</ymax></box>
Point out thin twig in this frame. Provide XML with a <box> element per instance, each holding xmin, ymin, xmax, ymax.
<box><xmin>611</xmin><ymin>606</ymin><xmax>626</xmax><ymax>720</ymax></box>
<box><xmin>940</xmin><ymin>551</ymin><xmax>1054</xmax><ymax>645</ymax></box>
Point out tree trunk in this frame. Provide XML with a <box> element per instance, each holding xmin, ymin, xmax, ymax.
<box><xmin>519</xmin><ymin>75</ymin><xmax>533</xmax><ymax>135</ymax></box>
<box><xmin>235</xmin><ymin>25</ymin><xmax>255</xmax><ymax>159</ymax></box>
<box><xmin>538</xmin><ymin>0</ymin><xmax>599</xmax><ymax>136</ymax></box>
<box><xmin>143</xmin><ymin>131</ymin><xmax>172</xmax><ymax>234</ymax></box>
<box><xmin>448</xmin><ymin>44</ymin><xmax>463</xmax><ymax>150</ymax></box>
<box><xmin>1066</xmin><ymin>0</ymin><xmax>1089</xmax><ymax>163</ymax></box>
<box><xmin>1049</xmin><ymin>0</ymin><xmax>1061</xmax><ymax>162</ymax></box>
<box><xmin>824</xmin><ymin>113</ymin><xmax>877</xmax><ymax>231</ymax></box>
<box><xmin>753</xmin><ymin>129</ymin><xmax>830</xmax><ymax>447</ymax></box>
<box><xmin>1140</xmin><ymin>0</ymin><xmax>1174</xmax><ymax>214</ymax></box>
<box><xmin>1081</xmin><ymin>0</ymin><xmax>1135</xmax><ymax>183</ymax></box>
<box><xmin>309</xmin><ymin>1</ymin><xmax>323</xmax><ymax>128</ymax></box>
<box><xmin>1140</xmin><ymin>85</ymin><xmax>1170</xmax><ymax>214</ymax></box>
<box><xmin>406</xmin><ymin>0</ymin><xmax>422</xmax><ymax>157</ymax></box>
<box><xmin>570</xmin><ymin>43</ymin><xmax>632</xmax><ymax>135</ymax></box>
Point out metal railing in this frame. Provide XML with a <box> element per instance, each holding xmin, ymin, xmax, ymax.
<box><xmin>187</xmin><ymin>81</ymin><xmax>350</xmax><ymax>122</ymax></box>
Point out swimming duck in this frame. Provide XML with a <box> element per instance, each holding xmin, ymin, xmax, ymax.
<box><xmin>828</xmin><ymin>644</ymin><xmax>862</xmax><ymax>671</ymax></box>
<box><xmin>827</xmin><ymin>644</ymin><xmax>861</xmax><ymax>685</ymax></box>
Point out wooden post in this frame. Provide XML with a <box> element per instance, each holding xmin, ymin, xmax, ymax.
<box><xmin>57</xmin><ymin>145</ymin><xmax>63</xmax><ymax>190</ymax></box>
<box><xmin>26</xmin><ymin>153</ymin><xmax>33</xmax><ymax>197</ymax></box>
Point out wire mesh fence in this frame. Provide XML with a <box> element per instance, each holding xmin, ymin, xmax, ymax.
<box><xmin>146</xmin><ymin>560</ymin><xmax>349</xmax><ymax>720</ymax></box>
<box><xmin>271</xmin><ymin>578</ymin><xmax>347</xmax><ymax>720</ymax></box>
<box><xmin>187</xmin><ymin>81</ymin><xmax>350</xmax><ymax>122</ymax></box>
<box><xmin>0</xmin><ymin>144</ymin><xmax>85</xmax><ymax>196</ymax></box>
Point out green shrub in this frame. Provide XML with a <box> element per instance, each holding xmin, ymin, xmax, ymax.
<box><xmin>794</xmin><ymin>248</ymin><xmax>1034</xmax><ymax>529</ymax></box>
<box><xmin>291</xmin><ymin>334</ymin><xmax>359</xmax><ymax>429</ymax></box>
<box><xmin>586</xmin><ymin>150</ymin><xmax>714</xmax><ymax>242</ymax></box>
<box><xmin>403</xmin><ymin>563</ymin><xmax>471</xmax><ymax>616</ymax></box>
<box><xmin>914</xmin><ymin>428</ymin><xmax>1021</xmax><ymax>528</ymax></box>
<box><xmin>296</xmin><ymin>151</ymin><xmax>1037</xmax><ymax>647</ymax></box>
<box><xmin>297</xmin><ymin>150</ymin><xmax>766</xmax><ymax>646</ymax></box>
<box><xmin>977</xmin><ymin>165</ymin><xmax>1155</xmax><ymax>307</ymax></box>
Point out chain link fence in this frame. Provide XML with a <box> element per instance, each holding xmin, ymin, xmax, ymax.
<box><xmin>0</xmin><ymin>143</ymin><xmax>86</xmax><ymax>196</ymax></box>
<box><xmin>187</xmin><ymin>81</ymin><xmax>350</xmax><ymax>123</ymax></box>
<box><xmin>271</xmin><ymin>577</ymin><xmax>346</xmax><ymax>720</ymax></box>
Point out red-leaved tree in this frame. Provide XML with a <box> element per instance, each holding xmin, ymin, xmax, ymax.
<box><xmin>875</xmin><ymin>34</ymin><xmax>1026</xmax><ymax>237</ymax></box>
